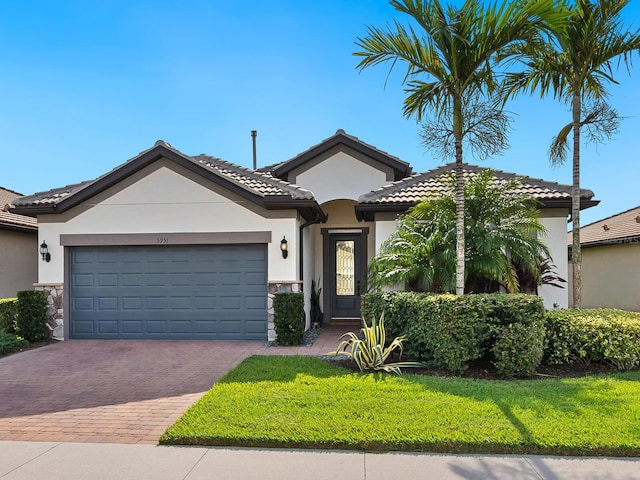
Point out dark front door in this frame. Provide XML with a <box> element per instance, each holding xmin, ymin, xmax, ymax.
<box><xmin>327</xmin><ymin>233</ymin><xmax>365</xmax><ymax>319</ymax></box>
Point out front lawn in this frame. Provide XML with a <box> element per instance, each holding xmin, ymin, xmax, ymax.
<box><xmin>160</xmin><ymin>355</ymin><xmax>640</xmax><ymax>456</ymax></box>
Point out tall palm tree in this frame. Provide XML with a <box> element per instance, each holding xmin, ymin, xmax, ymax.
<box><xmin>368</xmin><ymin>171</ymin><xmax>551</xmax><ymax>294</ymax></box>
<box><xmin>355</xmin><ymin>0</ymin><xmax>565</xmax><ymax>295</ymax></box>
<box><xmin>503</xmin><ymin>0</ymin><xmax>640</xmax><ymax>308</ymax></box>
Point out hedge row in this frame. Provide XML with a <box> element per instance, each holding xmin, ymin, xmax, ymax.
<box><xmin>0</xmin><ymin>298</ymin><xmax>17</xmax><ymax>334</ymax></box>
<box><xmin>0</xmin><ymin>291</ymin><xmax>48</xmax><ymax>343</ymax></box>
<box><xmin>545</xmin><ymin>308</ymin><xmax>640</xmax><ymax>370</ymax></box>
<box><xmin>362</xmin><ymin>292</ymin><xmax>545</xmax><ymax>376</ymax></box>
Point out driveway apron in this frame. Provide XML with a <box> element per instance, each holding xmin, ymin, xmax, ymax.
<box><xmin>0</xmin><ymin>326</ymin><xmax>349</xmax><ymax>444</ymax></box>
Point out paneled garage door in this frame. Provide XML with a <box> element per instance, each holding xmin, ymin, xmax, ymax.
<box><xmin>69</xmin><ymin>245</ymin><xmax>268</xmax><ymax>339</ymax></box>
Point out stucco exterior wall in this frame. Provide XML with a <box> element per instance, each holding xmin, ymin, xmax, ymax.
<box><xmin>309</xmin><ymin>222</ymin><xmax>324</xmax><ymax>312</ymax></box>
<box><xmin>37</xmin><ymin>160</ymin><xmax>299</xmax><ymax>285</ymax></box>
<box><xmin>539</xmin><ymin>209</ymin><xmax>570</xmax><ymax>309</ymax></box>
<box><xmin>293</xmin><ymin>151</ymin><xmax>391</xmax><ymax>204</ymax></box>
<box><xmin>301</xmin><ymin>224</ymin><xmax>315</xmax><ymax>329</ymax></box>
<box><xmin>569</xmin><ymin>243</ymin><xmax>640</xmax><ymax>311</ymax></box>
<box><xmin>373</xmin><ymin>212</ymin><xmax>401</xmax><ymax>254</ymax></box>
<box><xmin>0</xmin><ymin>229</ymin><xmax>37</xmax><ymax>298</ymax></box>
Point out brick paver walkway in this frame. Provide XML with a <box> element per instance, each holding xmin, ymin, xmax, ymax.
<box><xmin>0</xmin><ymin>325</ymin><xmax>350</xmax><ymax>444</ymax></box>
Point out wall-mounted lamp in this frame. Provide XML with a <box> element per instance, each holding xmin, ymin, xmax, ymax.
<box><xmin>40</xmin><ymin>241</ymin><xmax>51</xmax><ymax>262</ymax></box>
<box><xmin>280</xmin><ymin>236</ymin><xmax>288</xmax><ymax>259</ymax></box>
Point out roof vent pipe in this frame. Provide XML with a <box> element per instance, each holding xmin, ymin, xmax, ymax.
<box><xmin>251</xmin><ymin>130</ymin><xmax>257</xmax><ymax>170</ymax></box>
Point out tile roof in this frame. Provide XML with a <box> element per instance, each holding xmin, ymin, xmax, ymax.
<box><xmin>192</xmin><ymin>154</ymin><xmax>314</xmax><ymax>200</ymax></box>
<box><xmin>0</xmin><ymin>187</ymin><xmax>37</xmax><ymax>231</ymax></box>
<box><xmin>358</xmin><ymin>163</ymin><xmax>596</xmax><ymax>207</ymax></box>
<box><xmin>570</xmin><ymin>205</ymin><xmax>640</xmax><ymax>247</ymax></box>
<box><xmin>10</xmin><ymin>181</ymin><xmax>91</xmax><ymax>208</ymax></box>
<box><xmin>11</xmin><ymin>141</ymin><xmax>315</xmax><ymax>212</ymax></box>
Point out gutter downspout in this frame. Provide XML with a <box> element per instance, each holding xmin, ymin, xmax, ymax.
<box><xmin>299</xmin><ymin>212</ymin><xmax>327</xmax><ymax>285</ymax></box>
<box><xmin>299</xmin><ymin>211</ymin><xmax>326</xmax><ymax>331</ymax></box>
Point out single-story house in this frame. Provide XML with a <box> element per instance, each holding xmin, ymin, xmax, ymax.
<box><xmin>0</xmin><ymin>187</ymin><xmax>38</xmax><ymax>298</ymax></box>
<box><xmin>568</xmin><ymin>205</ymin><xmax>640</xmax><ymax>311</ymax></box>
<box><xmin>11</xmin><ymin>130</ymin><xmax>598</xmax><ymax>341</ymax></box>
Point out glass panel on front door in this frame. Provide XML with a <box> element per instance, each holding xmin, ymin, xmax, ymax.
<box><xmin>335</xmin><ymin>240</ymin><xmax>355</xmax><ymax>296</ymax></box>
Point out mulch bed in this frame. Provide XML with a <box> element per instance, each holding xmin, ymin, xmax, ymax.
<box><xmin>322</xmin><ymin>355</ymin><xmax>634</xmax><ymax>380</ymax></box>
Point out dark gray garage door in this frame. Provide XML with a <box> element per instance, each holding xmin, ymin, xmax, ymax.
<box><xmin>69</xmin><ymin>245</ymin><xmax>267</xmax><ymax>339</ymax></box>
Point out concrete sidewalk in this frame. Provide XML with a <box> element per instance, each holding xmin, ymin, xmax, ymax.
<box><xmin>1</xmin><ymin>442</ymin><xmax>639</xmax><ymax>480</ymax></box>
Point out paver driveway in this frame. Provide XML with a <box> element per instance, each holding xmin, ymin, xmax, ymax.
<box><xmin>0</xmin><ymin>326</ymin><xmax>347</xmax><ymax>444</ymax></box>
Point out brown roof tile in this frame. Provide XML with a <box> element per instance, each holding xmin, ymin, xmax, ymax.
<box><xmin>570</xmin><ymin>205</ymin><xmax>640</xmax><ymax>246</ymax></box>
<box><xmin>0</xmin><ymin>187</ymin><xmax>38</xmax><ymax>231</ymax></box>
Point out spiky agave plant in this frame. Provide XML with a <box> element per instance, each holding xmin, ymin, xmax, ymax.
<box><xmin>327</xmin><ymin>313</ymin><xmax>423</xmax><ymax>375</ymax></box>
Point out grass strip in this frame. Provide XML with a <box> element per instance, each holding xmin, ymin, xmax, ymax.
<box><xmin>160</xmin><ymin>355</ymin><xmax>640</xmax><ymax>456</ymax></box>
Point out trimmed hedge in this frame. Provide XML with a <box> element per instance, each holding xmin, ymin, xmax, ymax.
<box><xmin>0</xmin><ymin>298</ymin><xmax>17</xmax><ymax>334</ymax></box>
<box><xmin>15</xmin><ymin>290</ymin><xmax>48</xmax><ymax>343</ymax></box>
<box><xmin>0</xmin><ymin>330</ymin><xmax>27</xmax><ymax>356</ymax></box>
<box><xmin>361</xmin><ymin>292</ymin><xmax>545</xmax><ymax>376</ymax></box>
<box><xmin>545</xmin><ymin>308</ymin><xmax>640</xmax><ymax>370</ymax></box>
<box><xmin>493</xmin><ymin>320</ymin><xmax>544</xmax><ymax>377</ymax></box>
<box><xmin>273</xmin><ymin>292</ymin><xmax>305</xmax><ymax>346</ymax></box>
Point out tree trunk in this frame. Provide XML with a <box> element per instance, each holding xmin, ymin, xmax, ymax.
<box><xmin>454</xmin><ymin>96</ymin><xmax>465</xmax><ymax>295</ymax></box>
<box><xmin>571</xmin><ymin>92</ymin><xmax>582</xmax><ymax>308</ymax></box>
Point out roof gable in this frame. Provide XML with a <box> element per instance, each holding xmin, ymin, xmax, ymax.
<box><xmin>11</xmin><ymin>141</ymin><xmax>326</xmax><ymax>222</ymax></box>
<box><xmin>356</xmin><ymin>163</ymin><xmax>598</xmax><ymax>221</ymax></box>
<box><xmin>571</xmin><ymin>205</ymin><xmax>640</xmax><ymax>247</ymax></box>
<box><xmin>261</xmin><ymin>130</ymin><xmax>412</xmax><ymax>182</ymax></box>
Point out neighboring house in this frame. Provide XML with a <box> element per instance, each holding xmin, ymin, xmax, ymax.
<box><xmin>0</xmin><ymin>187</ymin><xmax>38</xmax><ymax>298</ymax></box>
<box><xmin>11</xmin><ymin>130</ymin><xmax>598</xmax><ymax>341</ymax></box>
<box><xmin>568</xmin><ymin>206</ymin><xmax>640</xmax><ymax>311</ymax></box>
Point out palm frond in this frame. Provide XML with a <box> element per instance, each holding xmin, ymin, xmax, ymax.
<box><xmin>549</xmin><ymin>122</ymin><xmax>572</xmax><ymax>164</ymax></box>
<box><xmin>369</xmin><ymin>170</ymin><xmax>552</xmax><ymax>294</ymax></box>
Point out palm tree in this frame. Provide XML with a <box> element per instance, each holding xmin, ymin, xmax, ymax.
<box><xmin>367</xmin><ymin>204</ymin><xmax>457</xmax><ymax>293</ymax></box>
<box><xmin>503</xmin><ymin>0</ymin><xmax>640</xmax><ymax>308</ymax></box>
<box><xmin>368</xmin><ymin>171</ymin><xmax>552</xmax><ymax>294</ymax></box>
<box><xmin>354</xmin><ymin>0</ymin><xmax>565</xmax><ymax>294</ymax></box>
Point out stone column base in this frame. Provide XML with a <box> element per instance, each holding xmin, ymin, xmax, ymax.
<box><xmin>34</xmin><ymin>283</ymin><xmax>64</xmax><ymax>341</ymax></box>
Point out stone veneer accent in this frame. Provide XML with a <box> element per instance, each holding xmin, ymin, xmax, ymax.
<box><xmin>33</xmin><ymin>283</ymin><xmax>64</xmax><ymax>341</ymax></box>
<box><xmin>267</xmin><ymin>281</ymin><xmax>302</xmax><ymax>342</ymax></box>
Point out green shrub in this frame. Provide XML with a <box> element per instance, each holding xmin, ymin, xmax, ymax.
<box><xmin>0</xmin><ymin>330</ymin><xmax>27</xmax><ymax>356</ymax></box>
<box><xmin>273</xmin><ymin>292</ymin><xmax>304</xmax><ymax>346</ymax></box>
<box><xmin>545</xmin><ymin>309</ymin><xmax>640</xmax><ymax>370</ymax></box>
<box><xmin>493</xmin><ymin>320</ymin><xmax>545</xmax><ymax>377</ymax></box>
<box><xmin>15</xmin><ymin>290</ymin><xmax>48</xmax><ymax>343</ymax></box>
<box><xmin>362</xmin><ymin>292</ymin><xmax>545</xmax><ymax>375</ymax></box>
<box><xmin>0</xmin><ymin>298</ymin><xmax>17</xmax><ymax>334</ymax></box>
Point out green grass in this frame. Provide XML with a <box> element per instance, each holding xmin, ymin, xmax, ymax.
<box><xmin>160</xmin><ymin>355</ymin><xmax>640</xmax><ymax>456</ymax></box>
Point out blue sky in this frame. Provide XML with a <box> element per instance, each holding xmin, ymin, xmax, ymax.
<box><xmin>1</xmin><ymin>0</ymin><xmax>638</xmax><ymax>226</ymax></box>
